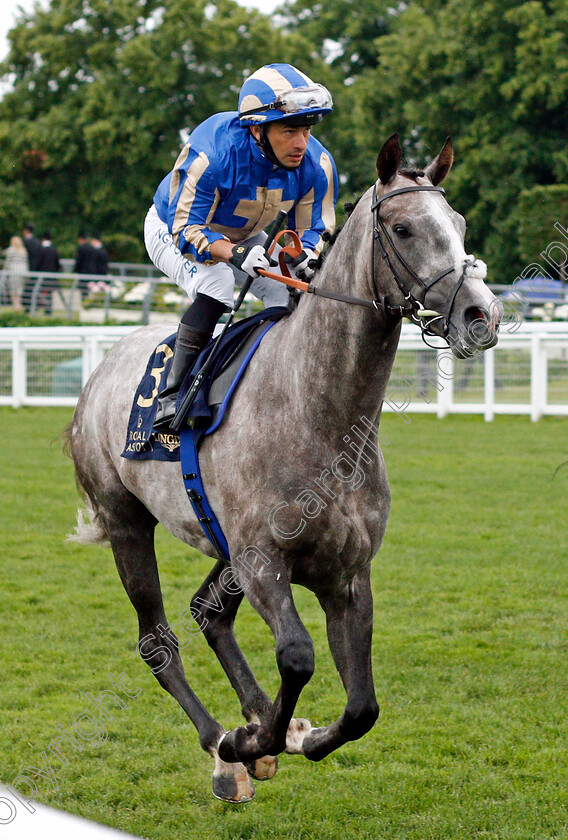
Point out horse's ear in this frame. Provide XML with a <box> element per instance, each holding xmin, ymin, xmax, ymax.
<box><xmin>376</xmin><ymin>133</ymin><xmax>402</xmax><ymax>185</ymax></box>
<box><xmin>424</xmin><ymin>136</ymin><xmax>454</xmax><ymax>185</ymax></box>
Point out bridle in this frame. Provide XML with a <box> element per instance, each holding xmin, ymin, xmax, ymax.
<box><xmin>370</xmin><ymin>183</ymin><xmax>469</xmax><ymax>347</ymax></box>
<box><xmin>260</xmin><ymin>181</ymin><xmax>474</xmax><ymax>349</ymax></box>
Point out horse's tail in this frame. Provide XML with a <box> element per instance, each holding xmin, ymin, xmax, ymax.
<box><xmin>67</xmin><ymin>497</ymin><xmax>110</xmax><ymax>547</ymax></box>
<box><xmin>62</xmin><ymin>421</ymin><xmax>110</xmax><ymax>547</ymax></box>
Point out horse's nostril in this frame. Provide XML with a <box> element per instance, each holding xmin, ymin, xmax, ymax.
<box><xmin>464</xmin><ymin>306</ymin><xmax>488</xmax><ymax>328</ymax></box>
<box><xmin>464</xmin><ymin>306</ymin><xmax>496</xmax><ymax>346</ymax></box>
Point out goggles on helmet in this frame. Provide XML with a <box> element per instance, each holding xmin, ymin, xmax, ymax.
<box><xmin>239</xmin><ymin>84</ymin><xmax>333</xmax><ymax>118</ymax></box>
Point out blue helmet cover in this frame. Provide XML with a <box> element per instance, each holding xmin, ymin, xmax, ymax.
<box><xmin>238</xmin><ymin>64</ymin><xmax>333</xmax><ymax>125</ymax></box>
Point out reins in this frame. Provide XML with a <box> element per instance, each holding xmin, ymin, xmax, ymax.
<box><xmin>259</xmin><ymin>230</ymin><xmax>410</xmax><ymax>319</ymax></box>
<box><xmin>259</xmin><ymin>258</ymin><xmax>385</xmax><ymax>312</ymax></box>
<box><xmin>258</xmin><ymin>182</ymin><xmax>468</xmax><ymax>347</ymax></box>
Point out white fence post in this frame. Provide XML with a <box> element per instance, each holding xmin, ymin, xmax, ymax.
<box><xmin>530</xmin><ymin>333</ymin><xmax>547</xmax><ymax>422</ymax></box>
<box><xmin>11</xmin><ymin>335</ymin><xmax>25</xmax><ymax>408</ymax></box>
<box><xmin>484</xmin><ymin>348</ymin><xmax>495</xmax><ymax>422</ymax></box>
<box><xmin>436</xmin><ymin>348</ymin><xmax>454</xmax><ymax>418</ymax></box>
<box><xmin>83</xmin><ymin>335</ymin><xmax>102</xmax><ymax>386</ymax></box>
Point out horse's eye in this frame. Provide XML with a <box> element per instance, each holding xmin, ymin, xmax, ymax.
<box><xmin>393</xmin><ymin>224</ymin><xmax>410</xmax><ymax>238</ymax></box>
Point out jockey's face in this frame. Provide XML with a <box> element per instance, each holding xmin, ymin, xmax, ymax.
<box><xmin>251</xmin><ymin>123</ymin><xmax>311</xmax><ymax>168</ymax></box>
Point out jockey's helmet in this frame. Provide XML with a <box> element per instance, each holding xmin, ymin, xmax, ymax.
<box><xmin>238</xmin><ymin>64</ymin><xmax>333</xmax><ymax>127</ymax></box>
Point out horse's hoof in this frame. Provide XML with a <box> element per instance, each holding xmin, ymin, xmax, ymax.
<box><xmin>245</xmin><ymin>754</ymin><xmax>279</xmax><ymax>781</ymax></box>
<box><xmin>212</xmin><ymin>748</ymin><xmax>255</xmax><ymax>803</ymax></box>
<box><xmin>212</xmin><ymin>771</ymin><xmax>255</xmax><ymax>803</ymax></box>
<box><xmin>285</xmin><ymin>717</ymin><xmax>313</xmax><ymax>754</ymax></box>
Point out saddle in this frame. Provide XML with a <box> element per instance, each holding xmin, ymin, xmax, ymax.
<box><xmin>121</xmin><ymin>306</ymin><xmax>289</xmax><ymax>561</ymax></box>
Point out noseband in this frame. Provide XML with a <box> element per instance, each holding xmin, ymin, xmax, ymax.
<box><xmin>371</xmin><ymin>183</ymin><xmax>468</xmax><ymax>346</ymax></box>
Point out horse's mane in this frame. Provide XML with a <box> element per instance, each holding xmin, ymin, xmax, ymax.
<box><xmin>321</xmin><ymin>167</ymin><xmax>426</xmax><ymax>257</ymax></box>
<box><xmin>320</xmin><ymin>196</ymin><xmax>362</xmax><ymax>254</ymax></box>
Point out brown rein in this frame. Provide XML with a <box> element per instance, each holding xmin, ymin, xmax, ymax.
<box><xmin>258</xmin><ymin>229</ymin><xmax>387</xmax><ymax>312</ymax></box>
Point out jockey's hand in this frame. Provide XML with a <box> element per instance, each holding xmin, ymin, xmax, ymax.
<box><xmin>229</xmin><ymin>244</ymin><xmax>273</xmax><ymax>279</ymax></box>
<box><xmin>284</xmin><ymin>249</ymin><xmax>319</xmax><ymax>282</ymax></box>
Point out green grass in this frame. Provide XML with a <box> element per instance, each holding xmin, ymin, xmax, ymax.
<box><xmin>1</xmin><ymin>408</ymin><xmax>567</xmax><ymax>839</ymax></box>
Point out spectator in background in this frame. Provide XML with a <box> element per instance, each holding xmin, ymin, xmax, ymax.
<box><xmin>73</xmin><ymin>232</ymin><xmax>97</xmax><ymax>298</ymax></box>
<box><xmin>91</xmin><ymin>233</ymin><xmax>109</xmax><ymax>276</ymax></box>
<box><xmin>21</xmin><ymin>223</ymin><xmax>43</xmax><ymax>312</ymax></box>
<box><xmin>37</xmin><ymin>231</ymin><xmax>61</xmax><ymax>315</ymax></box>
<box><xmin>2</xmin><ymin>235</ymin><xmax>29</xmax><ymax>310</ymax></box>
<box><xmin>22</xmin><ymin>223</ymin><xmax>42</xmax><ymax>270</ymax></box>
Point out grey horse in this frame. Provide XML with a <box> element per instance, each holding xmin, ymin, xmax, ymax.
<box><xmin>66</xmin><ymin>134</ymin><xmax>502</xmax><ymax>802</ymax></box>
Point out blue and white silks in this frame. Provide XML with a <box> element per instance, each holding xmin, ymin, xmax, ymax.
<box><xmin>153</xmin><ymin>112</ymin><xmax>337</xmax><ymax>264</ymax></box>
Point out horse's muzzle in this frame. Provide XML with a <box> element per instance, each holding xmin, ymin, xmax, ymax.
<box><xmin>448</xmin><ymin>299</ymin><xmax>503</xmax><ymax>358</ymax></box>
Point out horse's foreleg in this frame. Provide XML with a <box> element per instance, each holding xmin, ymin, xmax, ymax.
<box><xmin>101</xmin><ymin>498</ymin><xmax>255</xmax><ymax>802</ymax></box>
<box><xmin>218</xmin><ymin>558</ymin><xmax>315</xmax><ymax>765</ymax></box>
<box><xmin>292</xmin><ymin>566</ymin><xmax>379</xmax><ymax>761</ymax></box>
<box><xmin>190</xmin><ymin>560</ymin><xmax>278</xmax><ymax>781</ymax></box>
<box><xmin>191</xmin><ymin>559</ymin><xmax>273</xmax><ymax>722</ymax></box>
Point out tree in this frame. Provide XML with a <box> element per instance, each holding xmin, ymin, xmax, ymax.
<box><xmin>0</xmin><ymin>0</ymin><xmax>319</xmax><ymax>258</ymax></box>
<box><xmin>4</xmin><ymin>0</ymin><xmax>566</xmax><ymax>275</ymax></box>
<box><xmin>279</xmin><ymin>0</ymin><xmax>397</xmax><ymax>199</ymax></box>
<box><xmin>519</xmin><ymin>185</ymin><xmax>568</xmax><ymax>283</ymax></box>
<box><xmin>283</xmin><ymin>0</ymin><xmax>568</xmax><ymax>282</ymax></box>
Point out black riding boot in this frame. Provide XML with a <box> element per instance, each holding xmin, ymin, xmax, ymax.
<box><xmin>153</xmin><ymin>323</ymin><xmax>211</xmax><ymax>431</ymax></box>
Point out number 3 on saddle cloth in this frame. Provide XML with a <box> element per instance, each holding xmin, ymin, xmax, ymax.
<box><xmin>121</xmin><ymin>306</ymin><xmax>290</xmax><ymax>562</ymax></box>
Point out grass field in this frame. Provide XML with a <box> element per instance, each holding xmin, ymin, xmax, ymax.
<box><xmin>1</xmin><ymin>407</ymin><xmax>567</xmax><ymax>840</ymax></box>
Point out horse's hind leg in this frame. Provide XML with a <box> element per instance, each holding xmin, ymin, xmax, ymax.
<box><xmin>99</xmin><ymin>492</ymin><xmax>255</xmax><ymax>802</ymax></box>
<box><xmin>191</xmin><ymin>560</ymin><xmax>278</xmax><ymax>781</ymax></box>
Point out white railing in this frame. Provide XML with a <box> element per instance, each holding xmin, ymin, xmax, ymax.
<box><xmin>0</xmin><ymin>268</ymin><xmax>261</xmax><ymax>322</ymax></box>
<box><xmin>384</xmin><ymin>321</ymin><xmax>568</xmax><ymax>422</ymax></box>
<box><xmin>0</xmin><ymin>326</ymin><xmax>138</xmax><ymax>408</ymax></box>
<box><xmin>1</xmin><ymin>322</ymin><xmax>567</xmax><ymax>420</ymax></box>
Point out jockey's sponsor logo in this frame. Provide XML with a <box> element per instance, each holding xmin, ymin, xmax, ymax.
<box><xmin>156</xmin><ymin>228</ymin><xmax>173</xmax><ymax>245</ymax></box>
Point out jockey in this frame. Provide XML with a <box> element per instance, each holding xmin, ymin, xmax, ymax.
<box><xmin>145</xmin><ymin>63</ymin><xmax>338</xmax><ymax>430</ymax></box>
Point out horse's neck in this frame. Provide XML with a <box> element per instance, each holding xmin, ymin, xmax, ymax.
<box><xmin>279</xmin><ymin>197</ymin><xmax>401</xmax><ymax>433</ymax></box>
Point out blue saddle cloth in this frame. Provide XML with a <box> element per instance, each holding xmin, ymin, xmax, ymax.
<box><xmin>121</xmin><ymin>306</ymin><xmax>289</xmax><ymax>562</ymax></box>
<box><xmin>121</xmin><ymin>306</ymin><xmax>288</xmax><ymax>461</ymax></box>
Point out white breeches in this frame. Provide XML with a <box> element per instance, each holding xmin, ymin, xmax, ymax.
<box><xmin>144</xmin><ymin>204</ymin><xmax>290</xmax><ymax>310</ymax></box>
